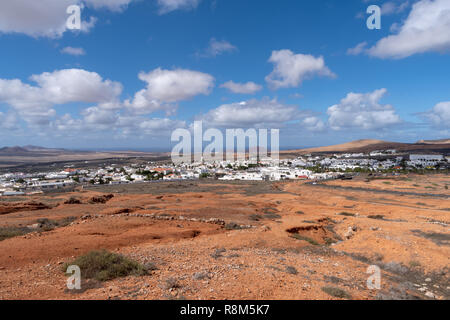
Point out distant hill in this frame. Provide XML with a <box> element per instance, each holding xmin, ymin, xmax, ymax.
<box><xmin>416</xmin><ymin>139</ymin><xmax>450</xmax><ymax>145</ymax></box>
<box><xmin>0</xmin><ymin>145</ymin><xmax>169</xmax><ymax>169</ymax></box>
<box><xmin>0</xmin><ymin>146</ymin><xmax>32</xmax><ymax>156</ymax></box>
<box><xmin>284</xmin><ymin>139</ymin><xmax>389</xmax><ymax>154</ymax></box>
<box><xmin>0</xmin><ymin>146</ymin><xmax>70</xmax><ymax>156</ymax></box>
<box><xmin>22</xmin><ymin>145</ymin><xmax>66</xmax><ymax>152</ymax></box>
<box><xmin>281</xmin><ymin>139</ymin><xmax>450</xmax><ymax>156</ymax></box>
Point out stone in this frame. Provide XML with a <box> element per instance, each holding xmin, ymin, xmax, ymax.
<box><xmin>27</xmin><ymin>223</ymin><xmax>41</xmax><ymax>229</ymax></box>
<box><xmin>344</xmin><ymin>227</ymin><xmax>354</xmax><ymax>239</ymax></box>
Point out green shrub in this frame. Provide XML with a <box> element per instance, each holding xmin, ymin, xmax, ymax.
<box><xmin>368</xmin><ymin>215</ymin><xmax>385</xmax><ymax>220</ymax></box>
<box><xmin>321</xmin><ymin>286</ymin><xmax>352</xmax><ymax>299</ymax></box>
<box><xmin>290</xmin><ymin>234</ymin><xmax>319</xmax><ymax>245</ymax></box>
<box><xmin>63</xmin><ymin>250</ymin><xmax>147</xmax><ymax>281</ymax></box>
<box><xmin>337</xmin><ymin>212</ymin><xmax>355</xmax><ymax>217</ymax></box>
<box><xmin>285</xmin><ymin>266</ymin><xmax>298</xmax><ymax>275</ymax></box>
<box><xmin>0</xmin><ymin>227</ymin><xmax>30</xmax><ymax>241</ymax></box>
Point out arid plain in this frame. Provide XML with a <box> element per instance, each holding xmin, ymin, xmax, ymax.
<box><xmin>0</xmin><ymin>174</ymin><xmax>448</xmax><ymax>300</ymax></box>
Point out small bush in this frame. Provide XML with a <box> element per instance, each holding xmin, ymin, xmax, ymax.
<box><xmin>264</xmin><ymin>213</ymin><xmax>282</xmax><ymax>219</ymax></box>
<box><xmin>249</xmin><ymin>214</ymin><xmax>263</xmax><ymax>221</ymax></box>
<box><xmin>290</xmin><ymin>234</ymin><xmax>319</xmax><ymax>246</ymax></box>
<box><xmin>409</xmin><ymin>260</ymin><xmax>421</xmax><ymax>268</ymax></box>
<box><xmin>271</xmin><ymin>248</ymin><xmax>287</xmax><ymax>254</ymax></box>
<box><xmin>225</xmin><ymin>222</ymin><xmax>242</xmax><ymax>230</ymax></box>
<box><xmin>211</xmin><ymin>248</ymin><xmax>226</xmax><ymax>259</ymax></box>
<box><xmin>63</xmin><ymin>250</ymin><xmax>147</xmax><ymax>281</ymax></box>
<box><xmin>0</xmin><ymin>226</ymin><xmax>30</xmax><ymax>241</ymax></box>
<box><xmin>162</xmin><ymin>277</ymin><xmax>181</xmax><ymax>290</ymax></box>
<box><xmin>193</xmin><ymin>272</ymin><xmax>209</xmax><ymax>280</ymax></box>
<box><xmin>38</xmin><ymin>217</ymin><xmax>77</xmax><ymax>231</ymax></box>
<box><xmin>89</xmin><ymin>194</ymin><xmax>114</xmax><ymax>204</ymax></box>
<box><xmin>285</xmin><ymin>266</ymin><xmax>298</xmax><ymax>275</ymax></box>
<box><xmin>337</xmin><ymin>212</ymin><xmax>355</xmax><ymax>217</ymax></box>
<box><xmin>368</xmin><ymin>215</ymin><xmax>385</xmax><ymax>220</ymax></box>
<box><xmin>321</xmin><ymin>286</ymin><xmax>352</xmax><ymax>299</ymax></box>
<box><xmin>64</xmin><ymin>197</ymin><xmax>82</xmax><ymax>204</ymax></box>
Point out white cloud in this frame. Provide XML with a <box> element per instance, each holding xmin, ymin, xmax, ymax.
<box><xmin>29</xmin><ymin>69</ymin><xmax>123</xmax><ymax>104</ymax></box>
<box><xmin>0</xmin><ymin>69</ymin><xmax>122</xmax><ymax>125</ymax></box>
<box><xmin>125</xmin><ymin>68</ymin><xmax>214</xmax><ymax>114</ymax></box>
<box><xmin>347</xmin><ymin>42</ymin><xmax>368</xmax><ymax>55</ymax></box>
<box><xmin>0</xmin><ymin>0</ymin><xmax>132</xmax><ymax>38</ymax></box>
<box><xmin>82</xmin><ymin>106</ymin><xmax>118</xmax><ymax>126</ymax></box>
<box><xmin>301</xmin><ymin>117</ymin><xmax>325</xmax><ymax>132</ymax></box>
<box><xmin>61</xmin><ymin>46</ymin><xmax>86</xmax><ymax>56</ymax></box>
<box><xmin>265</xmin><ymin>50</ymin><xmax>335</xmax><ymax>90</ymax></box>
<box><xmin>84</xmin><ymin>0</ymin><xmax>133</xmax><ymax>11</ymax></box>
<box><xmin>53</xmin><ymin>112</ymin><xmax>185</xmax><ymax>137</ymax></box>
<box><xmin>157</xmin><ymin>0</ymin><xmax>201</xmax><ymax>14</ymax></box>
<box><xmin>197</xmin><ymin>98</ymin><xmax>300</xmax><ymax>127</ymax></box>
<box><xmin>199</xmin><ymin>38</ymin><xmax>237</xmax><ymax>58</ymax></box>
<box><xmin>0</xmin><ymin>112</ymin><xmax>19</xmax><ymax>130</ymax></box>
<box><xmin>0</xmin><ymin>67</ymin><xmax>194</xmax><ymax>139</ymax></box>
<box><xmin>138</xmin><ymin>118</ymin><xmax>186</xmax><ymax>134</ymax></box>
<box><xmin>220</xmin><ymin>81</ymin><xmax>262</xmax><ymax>94</ymax></box>
<box><xmin>368</xmin><ymin>0</ymin><xmax>450</xmax><ymax>59</ymax></box>
<box><xmin>327</xmin><ymin>88</ymin><xmax>402</xmax><ymax>130</ymax></box>
<box><xmin>381</xmin><ymin>1</ymin><xmax>410</xmax><ymax>15</ymax></box>
<box><xmin>422</xmin><ymin>101</ymin><xmax>450</xmax><ymax>128</ymax></box>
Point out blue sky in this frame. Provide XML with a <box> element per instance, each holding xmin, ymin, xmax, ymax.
<box><xmin>0</xmin><ymin>0</ymin><xmax>449</xmax><ymax>150</ymax></box>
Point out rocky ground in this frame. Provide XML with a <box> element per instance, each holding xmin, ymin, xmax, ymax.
<box><xmin>0</xmin><ymin>174</ymin><xmax>448</xmax><ymax>300</ymax></box>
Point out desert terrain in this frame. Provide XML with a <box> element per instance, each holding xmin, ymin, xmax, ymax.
<box><xmin>0</xmin><ymin>174</ymin><xmax>448</xmax><ymax>300</ymax></box>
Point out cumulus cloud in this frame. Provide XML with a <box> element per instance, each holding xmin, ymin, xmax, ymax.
<box><xmin>347</xmin><ymin>42</ymin><xmax>368</xmax><ymax>55</ymax></box>
<box><xmin>125</xmin><ymin>68</ymin><xmax>214</xmax><ymax>114</ymax></box>
<box><xmin>197</xmin><ymin>98</ymin><xmax>300</xmax><ymax>128</ymax></box>
<box><xmin>84</xmin><ymin>0</ymin><xmax>133</xmax><ymax>11</ymax></box>
<box><xmin>137</xmin><ymin>118</ymin><xmax>186</xmax><ymax>134</ymax></box>
<box><xmin>0</xmin><ymin>69</ymin><xmax>122</xmax><ymax>125</ymax></box>
<box><xmin>265</xmin><ymin>50</ymin><xmax>335</xmax><ymax>90</ymax></box>
<box><xmin>53</xmin><ymin>112</ymin><xmax>185</xmax><ymax>137</ymax></box>
<box><xmin>199</xmin><ymin>38</ymin><xmax>237</xmax><ymax>58</ymax></box>
<box><xmin>0</xmin><ymin>67</ymin><xmax>211</xmax><ymax>133</ymax></box>
<box><xmin>61</xmin><ymin>46</ymin><xmax>86</xmax><ymax>56</ymax></box>
<box><xmin>220</xmin><ymin>81</ymin><xmax>262</xmax><ymax>94</ymax></box>
<box><xmin>367</xmin><ymin>0</ymin><xmax>450</xmax><ymax>59</ymax></box>
<box><xmin>0</xmin><ymin>112</ymin><xmax>19</xmax><ymax>130</ymax></box>
<box><xmin>327</xmin><ymin>89</ymin><xmax>402</xmax><ymax>130</ymax></box>
<box><xmin>0</xmin><ymin>0</ymin><xmax>132</xmax><ymax>38</ymax></box>
<box><xmin>381</xmin><ymin>1</ymin><xmax>410</xmax><ymax>15</ymax></box>
<box><xmin>301</xmin><ymin>116</ymin><xmax>325</xmax><ymax>132</ymax></box>
<box><xmin>157</xmin><ymin>0</ymin><xmax>201</xmax><ymax>14</ymax></box>
<box><xmin>421</xmin><ymin>101</ymin><xmax>450</xmax><ymax>128</ymax></box>
<box><xmin>0</xmin><ymin>67</ymin><xmax>195</xmax><ymax>140</ymax></box>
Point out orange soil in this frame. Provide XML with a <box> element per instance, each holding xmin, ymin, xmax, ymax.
<box><xmin>0</xmin><ymin>174</ymin><xmax>448</xmax><ymax>300</ymax></box>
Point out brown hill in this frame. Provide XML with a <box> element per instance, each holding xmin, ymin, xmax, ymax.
<box><xmin>284</xmin><ymin>139</ymin><xmax>388</xmax><ymax>154</ymax></box>
<box><xmin>416</xmin><ymin>139</ymin><xmax>450</xmax><ymax>145</ymax></box>
<box><xmin>282</xmin><ymin>139</ymin><xmax>450</xmax><ymax>156</ymax></box>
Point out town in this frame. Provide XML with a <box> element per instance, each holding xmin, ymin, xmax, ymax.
<box><xmin>1</xmin><ymin>150</ymin><xmax>448</xmax><ymax>196</ymax></box>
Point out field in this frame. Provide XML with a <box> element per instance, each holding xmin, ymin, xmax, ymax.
<box><xmin>0</xmin><ymin>174</ymin><xmax>448</xmax><ymax>300</ymax></box>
